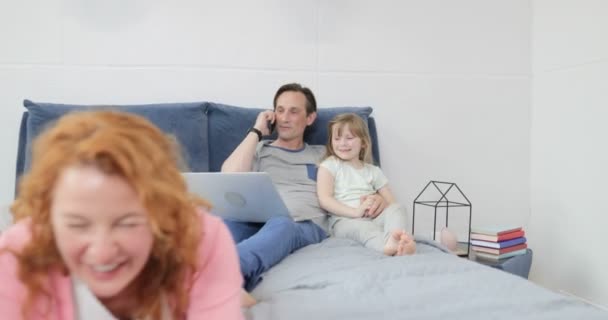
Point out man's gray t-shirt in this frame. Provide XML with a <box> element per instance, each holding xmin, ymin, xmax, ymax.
<box><xmin>253</xmin><ymin>141</ymin><xmax>327</xmax><ymax>226</ymax></box>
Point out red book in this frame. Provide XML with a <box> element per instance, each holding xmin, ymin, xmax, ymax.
<box><xmin>471</xmin><ymin>230</ymin><xmax>525</xmax><ymax>242</ymax></box>
<box><xmin>472</xmin><ymin>243</ymin><xmax>527</xmax><ymax>255</ymax></box>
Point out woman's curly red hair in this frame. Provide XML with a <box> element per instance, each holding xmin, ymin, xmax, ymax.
<box><xmin>10</xmin><ymin>110</ymin><xmax>208</xmax><ymax>319</ymax></box>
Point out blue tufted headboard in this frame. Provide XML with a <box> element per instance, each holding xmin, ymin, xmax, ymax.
<box><xmin>14</xmin><ymin>100</ymin><xmax>381</xmax><ymax>196</ymax></box>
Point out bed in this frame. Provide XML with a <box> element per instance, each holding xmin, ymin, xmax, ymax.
<box><xmin>246</xmin><ymin>238</ymin><xmax>607</xmax><ymax>319</ymax></box>
<box><xmin>15</xmin><ymin>100</ymin><xmax>608</xmax><ymax>320</ymax></box>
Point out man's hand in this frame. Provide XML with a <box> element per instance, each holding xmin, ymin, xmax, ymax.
<box><xmin>360</xmin><ymin>194</ymin><xmax>387</xmax><ymax>219</ymax></box>
<box><xmin>254</xmin><ymin>110</ymin><xmax>275</xmax><ymax>136</ymax></box>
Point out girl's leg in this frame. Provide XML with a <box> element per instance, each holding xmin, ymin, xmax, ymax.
<box><xmin>374</xmin><ymin>203</ymin><xmax>408</xmax><ymax>234</ymax></box>
<box><xmin>332</xmin><ymin>218</ymin><xmax>385</xmax><ymax>252</ymax></box>
<box><xmin>373</xmin><ymin>204</ymin><xmax>416</xmax><ymax>255</ymax></box>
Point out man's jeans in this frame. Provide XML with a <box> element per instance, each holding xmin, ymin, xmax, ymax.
<box><xmin>224</xmin><ymin>216</ymin><xmax>327</xmax><ymax>291</ymax></box>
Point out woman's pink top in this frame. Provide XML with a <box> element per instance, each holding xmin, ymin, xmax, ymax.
<box><xmin>0</xmin><ymin>211</ymin><xmax>244</xmax><ymax>320</ymax></box>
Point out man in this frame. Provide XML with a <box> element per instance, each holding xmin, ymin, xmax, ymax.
<box><xmin>222</xmin><ymin>83</ymin><xmax>386</xmax><ymax>305</ymax></box>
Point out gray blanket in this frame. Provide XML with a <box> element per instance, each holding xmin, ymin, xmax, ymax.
<box><xmin>246</xmin><ymin>238</ymin><xmax>607</xmax><ymax>320</ymax></box>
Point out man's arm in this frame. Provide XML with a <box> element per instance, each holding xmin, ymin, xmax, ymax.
<box><xmin>221</xmin><ymin>111</ymin><xmax>275</xmax><ymax>172</ymax></box>
<box><xmin>360</xmin><ymin>167</ymin><xmax>391</xmax><ymax>218</ymax></box>
<box><xmin>377</xmin><ymin>185</ymin><xmax>396</xmax><ymax>204</ymax></box>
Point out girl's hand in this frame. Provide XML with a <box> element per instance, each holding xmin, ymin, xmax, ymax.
<box><xmin>360</xmin><ymin>194</ymin><xmax>386</xmax><ymax>218</ymax></box>
<box><xmin>355</xmin><ymin>197</ymin><xmax>374</xmax><ymax>218</ymax></box>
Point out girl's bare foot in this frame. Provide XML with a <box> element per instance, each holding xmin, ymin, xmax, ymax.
<box><xmin>396</xmin><ymin>233</ymin><xmax>416</xmax><ymax>256</ymax></box>
<box><xmin>241</xmin><ymin>289</ymin><xmax>257</xmax><ymax>308</ymax></box>
<box><xmin>384</xmin><ymin>230</ymin><xmax>405</xmax><ymax>255</ymax></box>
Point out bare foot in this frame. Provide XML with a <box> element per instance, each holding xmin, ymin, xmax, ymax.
<box><xmin>396</xmin><ymin>233</ymin><xmax>416</xmax><ymax>256</ymax></box>
<box><xmin>241</xmin><ymin>289</ymin><xmax>257</xmax><ymax>308</ymax></box>
<box><xmin>383</xmin><ymin>230</ymin><xmax>405</xmax><ymax>256</ymax></box>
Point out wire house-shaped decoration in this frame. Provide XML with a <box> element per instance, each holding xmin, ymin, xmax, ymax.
<box><xmin>412</xmin><ymin>180</ymin><xmax>472</xmax><ymax>257</ymax></box>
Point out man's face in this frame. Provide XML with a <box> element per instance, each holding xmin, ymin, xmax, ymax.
<box><xmin>274</xmin><ymin>91</ymin><xmax>316</xmax><ymax>143</ymax></box>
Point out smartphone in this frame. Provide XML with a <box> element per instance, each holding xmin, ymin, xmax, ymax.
<box><xmin>267</xmin><ymin>120</ymin><xmax>276</xmax><ymax>134</ymax></box>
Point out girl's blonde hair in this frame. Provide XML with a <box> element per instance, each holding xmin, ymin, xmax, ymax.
<box><xmin>322</xmin><ymin>113</ymin><xmax>373</xmax><ymax>164</ymax></box>
<box><xmin>10</xmin><ymin>110</ymin><xmax>209</xmax><ymax>320</ymax></box>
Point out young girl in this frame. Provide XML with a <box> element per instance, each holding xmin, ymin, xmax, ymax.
<box><xmin>0</xmin><ymin>111</ymin><xmax>244</xmax><ymax>319</ymax></box>
<box><xmin>317</xmin><ymin>113</ymin><xmax>416</xmax><ymax>256</ymax></box>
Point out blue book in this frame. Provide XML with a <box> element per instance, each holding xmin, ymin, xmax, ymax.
<box><xmin>470</xmin><ymin>237</ymin><xmax>526</xmax><ymax>249</ymax></box>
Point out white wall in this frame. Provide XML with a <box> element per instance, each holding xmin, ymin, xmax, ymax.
<box><xmin>5</xmin><ymin>0</ymin><xmax>606</xmax><ymax>309</ymax></box>
<box><xmin>530</xmin><ymin>0</ymin><xmax>608</xmax><ymax>308</ymax></box>
<box><xmin>0</xmin><ymin>1</ymin><xmax>531</xmax><ymax>238</ymax></box>
<box><xmin>318</xmin><ymin>0</ymin><xmax>531</xmax><ymax>239</ymax></box>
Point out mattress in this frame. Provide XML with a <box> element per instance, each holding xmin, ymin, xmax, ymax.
<box><xmin>245</xmin><ymin>238</ymin><xmax>607</xmax><ymax>320</ymax></box>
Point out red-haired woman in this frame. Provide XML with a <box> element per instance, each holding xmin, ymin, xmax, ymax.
<box><xmin>0</xmin><ymin>111</ymin><xmax>243</xmax><ymax>319</ymax></box>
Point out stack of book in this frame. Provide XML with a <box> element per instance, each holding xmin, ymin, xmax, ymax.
<box><xmin>470</xmin><ymin>226</ymin><xmax>527</xmax><ymax>261</ymax></box>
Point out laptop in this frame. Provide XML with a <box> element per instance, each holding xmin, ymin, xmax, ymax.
<box><xmin>182</xmin><ymin>172</ymin><xmax>291</xmax><ymax>222</ymax></box>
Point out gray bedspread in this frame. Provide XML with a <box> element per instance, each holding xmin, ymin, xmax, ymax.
<box><xmin>246</xmin><ymin>238</ymin><xmax>607</xmax><ymax>320</ymax></box>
